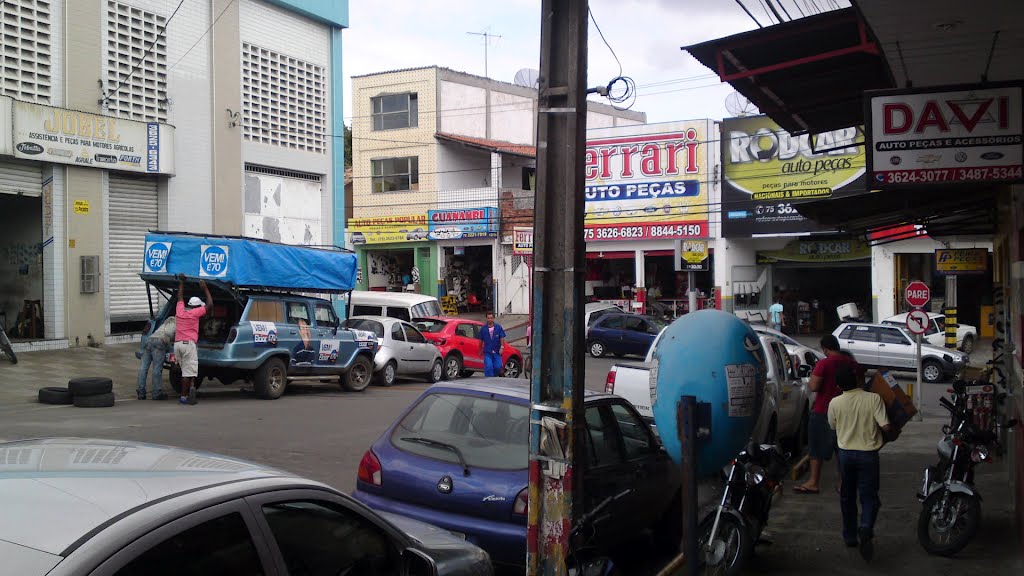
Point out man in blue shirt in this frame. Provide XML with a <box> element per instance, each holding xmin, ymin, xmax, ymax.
<box><xmin>478</xmin><ymin>312</ymin><xmax>507</xmax><ymax>377</ymax></box>
<box><xmin>769</xmin><ymin>296</ymin><xmax>785</xmax><ymax>332</ymax></box>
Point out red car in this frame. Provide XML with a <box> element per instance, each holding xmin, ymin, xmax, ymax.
<box><xmin>412</xmin><ymin>316</ymin><xmax>524</xmax><ymax>380</ymax></box>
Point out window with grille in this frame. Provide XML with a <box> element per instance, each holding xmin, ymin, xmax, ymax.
<box><xmin>104</xmin><ymin>1</ymin><xmax>168</xmax><ymax>122</ymax></box>
<box><xmin>1</xmin><ymin>0</ymin><xmax>53</xmax><ymax>103</ymax></box>
<box><xmin>242</xmin><ymin>42</ymin><xmax>326</xmax><ymax>154</ymax></box>
<box><xmin>372</xmin><ymin>93</ymin><xmax>418</xmax><ymax>131</ymax></box>
<box><xmin>372</xmin><ymin>157</ymin><xmax>419</xmax><ymax>193</ymax></box>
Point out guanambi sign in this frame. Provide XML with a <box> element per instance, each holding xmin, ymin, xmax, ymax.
<box><xmin>584</xmin><ymin>121</ymin><xmax>712</xmax><ymax>241</ymax></box>
<box><xmin>427</xmin><ymin>207</ymin><xmax>497</xmax><ymax>240</ymax></box>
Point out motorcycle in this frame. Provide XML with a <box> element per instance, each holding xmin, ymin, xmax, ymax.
<box><xmin>916</xmin><ymin>392</ymin><xmax>1016</xmax><ymax>556</ymax></box>
<box><xmin>565</xmin><ymin>489</ymin><xmax>633</xmax><ymax>576</ymax></box>
<box><xmin>699</xmin><ymin>442</ymin><xmax>789</xmax><ymax>576</ymax></box>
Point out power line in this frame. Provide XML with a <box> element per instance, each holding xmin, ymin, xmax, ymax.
<box><xmin>588</xmin><ymin>5</ymin><xmax>622</xmax><ymax>77</ymax></box>
<box><xmin>168</xmin><ymin>0</ymin><xmax>237</xmax><ymax>72</ymax></box>
<box><xmin>735</xmin><ymin>0</ymin><xmax>764</xmax><ymax>28</ymax></box>
<box><xmin>792</xmin><ymin>0</ymin><xmax>806</xmax><ymax>17</ymax></box>
<box><xmin>101</xmin><ymin>0</ymin><xmax>188</xmax><ymax>106</ymax></box>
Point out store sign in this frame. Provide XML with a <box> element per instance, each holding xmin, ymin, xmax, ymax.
<box><xmin>199</xmin><ymin>244</ymin><xmax>230</xmax><ymax>278</ymax></box>
<box><xmin>143</xmin><ymin>240</ymin><xmax>172</xmax><ymax>273</ymax></box>
<box><xmin>11</xmin><ymin>99</ymin><xmax>175</xmax><ymax>174</ymax></box>
<box><xmin>721</xmin><ymin>115</ymin><xmax>866</xmax><ymax>237</ymax></box>
<box><xmin>73</xmin><ymin>200</ymin><xmax>90</xmax><ymax>214</ymax></box>
<box><xmin>584</xmin><ymin>121</ymin><xmax>711</xmax><ymax>241</ymax></box>
<box><xmin>757</xmin><ymin>237</ymin><xmax>870</xmax><ymax>264</ymax></box>
<box><xmin>866</xmin><ymin>84</ymin><xmax>1023</xmax><ymax>187</ymax></box>
<box><xmin>349</xmin><ymin>215</ymin><xmax>429</xmax><ymax>245</ymax></box>
<box><xmin>512</xmin><ymin>227</ymin><xmax>533</xmax><ymax>255</ymax></box>
<box><xmin>675</xmin><ymin>239</ymin><xmax>709</xmax><ymax>271</ymax></box>
<box><xmin>427</xmin><ymin>207</ymin><xmax>497</xmax><ymax>240</ymax></box>
<box><xmin>935</xmin><ymin>248</ymin><xmax>988</xmax><ymax>275</ymax></box>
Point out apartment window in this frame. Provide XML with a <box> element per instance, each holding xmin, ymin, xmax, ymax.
<box><xmin>105</xmin><ymin>1</ymin><xmax>168</xmax><ymax>122</ymax></box>
<box><xmin>242</xmin><ymin>42</ymin><xmax>326</xmax><ymax>154</ymax></box>
<box><xmin>1</xmin><ymin>0</ymin><xmax>53</xmax><ymax>103</ymax></box>
<box><xmin>372</xmin><ymin>93</ymin><xmax>417</xmax><ymax>131</ymax></box>
<box><xmin>372</xmin><ymin>157</ymin><xmax>419</xmax><ymax>193</ymax></box>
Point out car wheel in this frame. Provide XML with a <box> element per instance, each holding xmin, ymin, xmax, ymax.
<box><xmin>589</xmin><ymin>341</ymin><xmax>606</xmax><ymax>358</ymax></box>
<box><xmin>376</xmin><ymin>361</ymin><xmax>397</xmax><ymax>387</ymax></box>
<box><xmin>444</xmin><ymin>354</ymin><xmax>463</xmax><ymax>380</ymax></box>
<box><xmin>169</xmin><ymin>365</ymin><xmax>182</xmax><ymax>394</ymax></box>
<box><xmin>341</xmin><ymin>355</ymin><xmax>372</xmax><ymax>392</ymax></box>
<box><xmin>960</xmin><ymin>335</ymin><xmax>975</xmax><ymax>355</ymax></box>
<box><xmin>923</xmin><ymin>360</ymin><xmax>943</xmax><ymax>384</ymax></box>
<box><xmin>254</xmin><ymin>357</ymin><xmax>287</xmax><ymax>399</ymax></box>
<box><xmin>503</xmin><ymin>356</ymin><xmax>522</xmax><ymax>378</ymax></box>
<box><xmin>428</xmin><ymin>359</ymin><xmax>444</xmax><ymax>383</ymax></box>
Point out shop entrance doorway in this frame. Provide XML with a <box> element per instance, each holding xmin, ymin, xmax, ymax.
<box><xmin>442</xmin><ymin>245</ymin><xmax>493</xmax><ymax>312</ymax></box>
<box><xmin>366</xmin><ymin>249</ymin><xmax>416</xmax><ymax>292</ymax></box>
<box><xmin>772</xmin><ymin>263</ymin><xmax>871</xmax><ymax>335</ymax></box>
<box><xmin>0</xmin><ymin>194</ymin><xmax>44</xmax><ymax>340</ymax></box>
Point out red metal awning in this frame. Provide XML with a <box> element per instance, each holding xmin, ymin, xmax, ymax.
<box><xmin>684</xmin><ymin>7</ymin><xmax>894</xmax><ymax>135</ymax></box>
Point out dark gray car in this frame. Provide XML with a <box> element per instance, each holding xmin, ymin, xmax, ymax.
<box><xmin>0</xmin><ymin>438</ymin><xmax>491</xmax><ymax>576</ymax></box>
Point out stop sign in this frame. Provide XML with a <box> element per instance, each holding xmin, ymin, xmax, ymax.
<box><xmin>905</xmin><ymin>281</ymin><xmax>931</xmax><ymax>308</ymax></box>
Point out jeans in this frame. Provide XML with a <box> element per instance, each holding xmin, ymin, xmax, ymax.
<box><xmin>770</xmin><ymin>322</ymin><xmax>782</xmax><ymax>332</ymax></box>
<box><xmin>483</xmin><ymin>352</ymin><xmax>503</xmax><ymax>377</ymax></box>
<box><xmin>838</xmin><ymin>448</ymin><xmax>881</xmax><ymax>542</ymax></box>
<box><xmin>137</xmin><ymin>339</ymin><xmax>168</xmax><ymax>395</ymax></box>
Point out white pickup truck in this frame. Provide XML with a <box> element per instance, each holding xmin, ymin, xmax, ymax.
<box><xmin>605</xmin><ymin>330</ymin><xmax>812</xmax><ymax>447</ymax></box>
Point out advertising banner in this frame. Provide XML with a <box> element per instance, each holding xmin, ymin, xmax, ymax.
<box><xmin>11</xmin><ymin>100</ymin><xmax>175</xmax><ymax>174</ymax></box>
<box><xmin>512</xmin><ymin>227</ymin><xmax>533</xmax><ymax>255</ymax></box>
<box><xmin>427</xmin><ymin>207</ymin><xmax>497</xmax><ymax>240</ymax></box>
<box><xmin>721</xmin><ymin>115</ymin><xmax>866</xmax><ymax>237</ymax></box>
<box><xmin>935</xmin><ymin>248</ymin><xmax>988</xmax><ymax>275</ymax></box>
<box><xmin>585</xmin><ymin>121</ymin><xmax>711</xmax><ymax>241</ymax></box>
<box><xmin>756</xmin><ymin>237</ymin><xmax>870</xmax><ymax>264</ymax></box>
<box><xmin>675</xmin><ymin>239</ymin><xmax>709</xmax><ymax>271</ymax></box>
<box><xmin>349</xmin><ymin>215</ymin><xmax>429</xmax><ymax>245</ymax></box>
<box><xmin>866</xmin><ymin>84</ymin><xmax>1023</xmax><ymax>187</ymax></box>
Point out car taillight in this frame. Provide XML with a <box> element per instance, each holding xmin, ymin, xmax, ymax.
<box><xmin>227</xmin><ymin>328</ymin><xmax>237</xmax><ymax>343</ymax></box>
<box><xmin>513</xmin><ymin>487</ymin><xmax>528</xmax><ymax>516</ymax></box>
<box><xmin>358</xmin><ymin>450</ymin><xmax>382</xmax><ymax>486</ymax></box>
<box><xmin>605</xmin><ymin>369</ymin><xmax>616</xmax><ymax>394</ymax></box>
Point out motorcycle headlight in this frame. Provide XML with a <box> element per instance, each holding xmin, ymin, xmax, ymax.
<box><xmin>971</xmin><ymin>445</ymin><xmax>990</xmax><ymax>463</ymax></box>
<box><xmin>744</xmin><ymin>465</ymin><xmax>766</xmax><ymax>486</ymax></box>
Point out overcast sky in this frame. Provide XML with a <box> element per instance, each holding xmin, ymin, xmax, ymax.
<box><xmin>341</xmin><ymin>0</ymin><xmax>803</xmax><ymax>126</ymax></box>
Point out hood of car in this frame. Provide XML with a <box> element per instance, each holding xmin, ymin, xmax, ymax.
<box><xmin>920</xmin><ymin>343</ymin><xmax>968</xmax><ymax>359</ymax></box>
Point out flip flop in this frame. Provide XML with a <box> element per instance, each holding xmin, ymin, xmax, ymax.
<box><xmin>793</xmin><ymin>485</ymin><xmax>820</xmax><ymax>494</ymax></box>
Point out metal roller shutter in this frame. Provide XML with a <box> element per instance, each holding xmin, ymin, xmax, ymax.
<box><xmin>109</xmin><ymin>173</ymin><xmax>158</xmax><ymax>322</ymax></box>
<box><xmin>0</xmin><ymin>159</ymin><xmax>43</xmax><ymax>197</ymax></box>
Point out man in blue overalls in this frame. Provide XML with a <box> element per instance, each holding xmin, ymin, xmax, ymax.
<box><xmin>478</xmin><ymin>312</ymin><xmax>506</xmax><ymax>377</ymax></box>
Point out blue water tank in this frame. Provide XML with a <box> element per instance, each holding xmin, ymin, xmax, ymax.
<box><xmin>652</xmin><ymin>310</ymin><xmax>766</xmax><ymax>476</ymax></box>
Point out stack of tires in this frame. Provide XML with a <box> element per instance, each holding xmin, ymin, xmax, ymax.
<box><xmin>38</xmin><ymin>377</ymin><xmax>116</xmax><ymax>407</ymax></box>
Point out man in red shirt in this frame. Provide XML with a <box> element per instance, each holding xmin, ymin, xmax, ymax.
<box><xmin>174</xmin><ymin>275</ymin><xmax>213</xmax><ymax>405</ymax></box>
<box><xmin>794</xmin><ymin>334</ymin><xmax>863</xmax><ymax>494</ymax></box>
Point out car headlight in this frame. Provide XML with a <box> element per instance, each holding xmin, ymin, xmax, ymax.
<box><xmin>744</xmin><ymin>465</ymin><xmax>766</xmax><ymax>486</ymax></box>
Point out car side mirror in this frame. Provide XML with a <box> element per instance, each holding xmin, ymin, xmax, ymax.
<box><xmin>402</xmin><ymin>548</ymin><xmax>438</xmax><ymax>576</ymax></box>
<box><xmin>798</xmin><ymin>365</ymin><xmax>812</xmax><ymax>378</ymax></box>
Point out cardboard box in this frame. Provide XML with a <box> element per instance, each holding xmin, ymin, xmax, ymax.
<box><xmin>868</xmin><ymin>371</ymin><xmax>918</xmax><ymax>429</ymax></box>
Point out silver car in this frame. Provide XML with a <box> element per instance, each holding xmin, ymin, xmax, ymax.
<box><xmin>344</xmin><ymin>316</ymin><xmax>444</xmax><ymax>386</ymax></box>
<box><xmin>0</xmin><ymin>438</ymin><xmax>492</xmax><ymax>576</ymax></box>
<box><xmin>833</xmin><ymin>322</ymin><xmax>969</xmax><ymax>383</ymax></box>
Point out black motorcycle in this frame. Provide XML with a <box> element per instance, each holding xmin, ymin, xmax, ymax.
<box><xmin>916</xmin><ymin>391</ymin><xmax>1016</xmax><ymax>556</ymax></box>
<box><xmin>698</xmin><ymin>442</ymin><xmax>789</xmax><ymax>576</ymax></box>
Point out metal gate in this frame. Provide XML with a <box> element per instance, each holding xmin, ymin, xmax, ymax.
<box><xmin>0</xmin><ymin>159</ymin><xmax>42</xmax><ymax>196</ymax></box>
<box><xmin>108</xmin><ymin>173</ymin><xmax>158</xmax><ymax>322</ymax></box>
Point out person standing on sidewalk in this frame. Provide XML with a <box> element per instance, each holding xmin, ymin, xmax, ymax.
<box><xmin>478</xmin><ymin>312</ymin><xmax>506</xmax><ymax>377</ymax></box>
<box><xmin>828</xmin><ymin>365</ymin><xmax>892</xmax><ymax>560</ymax></box>
<box><xmin>137</xmin><ymin>316</ymin><xmax>176</xmax><ymax>400</ymax></box>
<box><xmin>174</xmin><ymin>275</ymin><xmax>212</xmax><ymax>406</ymax></box>
<box><xmin>769</xmin><ymin>296</ymin><xmax>785</xmax><ymax>332</ymax></box>
<box><xmin>795</xmin><ymin>334</ymin><xmax>862</xmax><ymax>494</ymax></box>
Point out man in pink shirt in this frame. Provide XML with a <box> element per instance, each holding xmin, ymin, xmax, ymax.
<box><xmin>174</xmin><ymin>274</ymin><xmax>212</xmax><ymax>405</ymax></box>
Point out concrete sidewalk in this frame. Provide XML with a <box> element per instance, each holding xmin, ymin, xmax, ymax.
<box><xmin>0</xmin><ymin>343</ymin><xmax>144</xmax><ymax>407</ymax></box>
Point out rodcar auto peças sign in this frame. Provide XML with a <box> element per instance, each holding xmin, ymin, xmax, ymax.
<box><xmin>721</xmin><ymin>115</ymin><xmax>866</xmax><ymax>237</ymax></box>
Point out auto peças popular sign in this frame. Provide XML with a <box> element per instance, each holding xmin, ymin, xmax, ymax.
<box><xmin>866</xmin><ymin>83</ymin><xmax>1023</xmax><ymax>187</ymax></box>
<box><xmin>720</xmin><ymin>115</ymin><xmax>867</xmax><ymax>237</ymax></box>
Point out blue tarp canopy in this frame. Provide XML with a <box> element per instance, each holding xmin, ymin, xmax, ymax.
<box><xmin>139</xmin><ymin>233</ymin><xmax>357</xmax><ymax>293</ymax></box>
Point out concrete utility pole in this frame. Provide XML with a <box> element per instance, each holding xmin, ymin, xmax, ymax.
<box><xmin>526</xmin><ymin>0</ymin><xmax>588</xmax><ymax>574</ymax></box>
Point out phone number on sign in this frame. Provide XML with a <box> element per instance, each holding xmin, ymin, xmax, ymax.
<box><xmin>585</xmin><ymin>223</ymin><xmax>705</xmax><ymax>240</ymax></box>
<box><xmin>880</xmin><ymin>165</ymin><xmax>1023</xmax><ymax>184</ymax></box>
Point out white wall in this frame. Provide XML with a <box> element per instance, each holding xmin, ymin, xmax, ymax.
<box><xmin>439</xmin><ymin>81</ymin><xmax>487</xmax><ymax>138</ymax></box>
<box><xmin>489</xmin><ymin>91</ymin><xmax>532</xmax><ymax>144</ymax></box>
<box><xmin>438</xmin><ymin>144</ymin><xmax>491</xmax><ymax>190</ymax></box>
<box><xmin>243</xmin><ymin>172</ymin><xmax>322</xmax><ymax>245</ymax></box>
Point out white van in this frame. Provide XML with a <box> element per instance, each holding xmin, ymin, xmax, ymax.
<box><xmin>348</xmin><ymin>291</ymin><xmax>443</xmax><ymax>322</ymax></box>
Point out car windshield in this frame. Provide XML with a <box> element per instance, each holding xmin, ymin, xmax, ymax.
<box><xmin>391</xmin><ymin>393</ymin><xmax>529</xmax><ymax>470</ymax></box>
<box><xmin>412</xmin><ymin>318</ymin><xmax>447</xmax><ymax>333</ymax></box>
<box><xmin>411</xmin><ymin>301</ymin><xmax>443</xmax><ymax>318</ymax></box>
<box><xmin>343</xmin><ymin>318</ymin><xmax>384</xmax><ymax>338</ymax></box>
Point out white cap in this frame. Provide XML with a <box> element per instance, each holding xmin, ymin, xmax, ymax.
<box><xmin>188</xmin><ymin>296</ymin><xmax>204</xmax><ymax>307</ymax></box>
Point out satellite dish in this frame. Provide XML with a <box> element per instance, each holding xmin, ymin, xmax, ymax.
<box><xmin>513</xmin><ymin>68</ymin><xmax>540</xmax><ymax>89</ymax></box>
<box><xmin>725</xmin><ymin>92</ymin><xmax>758</xmax><ymax>117</ymax></box>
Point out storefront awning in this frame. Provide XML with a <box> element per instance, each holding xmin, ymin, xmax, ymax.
<box><xmin>683</xmin><ymin>7</ymin><xmax>893</xmax><ymax>134</ymax></box>
<box><xmin>435</xmin><ymin>133</ymin><xmax>536</xmax><ymax>158</ymax></box>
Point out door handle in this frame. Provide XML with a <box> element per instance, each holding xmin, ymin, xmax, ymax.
<box><xmin>879</xmin><ymin>344</ymin><xmax>886</xmax><ymax>347</ymax></box>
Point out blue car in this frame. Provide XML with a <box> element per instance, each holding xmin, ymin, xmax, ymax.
<box><xmin>352</xmin><ymin>378</ymin><xmax>680</xmax><ymax>567</ymax></box>
<box><xmin>587</xmin><ymin>313</ymin><xmax>667</xmax><ymax>358</ymax></box>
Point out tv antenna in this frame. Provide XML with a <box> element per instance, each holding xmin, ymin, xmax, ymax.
<box><xmin>725</xmin><ymin>92</ymin><xmax>759</xmax><ymax>116</ymax></box>
<box><xmin>513</xmin><ymin>68</ymin><xmax>540</xmax><ymax>89</ymax></box>
<box><xmin>466</xmin><ymin>29</ymin><xmax>501</xmax><ymax>78</ymax></box>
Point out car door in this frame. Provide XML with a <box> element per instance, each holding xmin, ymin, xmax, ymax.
<box><xmin>579</xmin><ymin>402</ymin><xmax>647</xmax><ymax>540</ymax></box>
<box><xmin>286</xmin><ymin>301</ymin><xmax>317</xmax><ymax>374</ymax></box>
<box><xmin>402</xmin><ymin>323</ymin><xmax>437</xmax><ymax>374</ymax></box>
<box><xmin>770</xmin><ymin>341</ymin><xmax>800</xmax><ymax>436</ymax></box>
<box><xmin>878</xmin><ymin>326</ymin><xmax>916</xmax><ymax>369</ymax></box>
<box><xmin>311</xmin><ymin>303</ymin><xmax>341</xmax><ymax>373</ymax></box>
<box><xmin>591</xmin><ymin>315</ymin><xmax>625</xmax><ymax>353</ymax></box>
<box><xmin>621</xmin><ymin>316</ymin><xmax>651</xmax><ymax>357</ymax></box>
<box><xmin>454</xmin><ymin>322</ymin><xmax>484</xmax><ymax>369</ymax></box>
<box><xmin>606</xmin><ymin>401</ymin><xmax>677</xmax><ymax>529</ymax></box>
<box><xmin>923</xmin><ymin>317</ymin><xmax>944</xmax><ymax>347</ymax></box>
<box><xmin>840</xmin><ymin>325</ymin><xmax>880</xmax><ymax>366</ymax></box>
<box><xmin>388</xmin><ymin>321</ymin><xmax>410</xmax><ymax>374</ymax></box>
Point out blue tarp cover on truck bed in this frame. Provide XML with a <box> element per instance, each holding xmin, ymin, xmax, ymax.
<box><xmin>139</xmin><ymin>233</ymin><xmax>357</xmax><ymax>293</ymax></box>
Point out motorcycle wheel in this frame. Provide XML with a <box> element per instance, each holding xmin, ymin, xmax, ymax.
<box><xmin>917</xmin><ymin>489</ymin><xmax>981</xmax><ymax>557</ymax></box>
<box><xmin>698</xmin><ymin>513</ymin><xmax>753</xmax><ymax>576</ymax></box>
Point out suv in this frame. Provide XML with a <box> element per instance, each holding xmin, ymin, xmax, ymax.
<box><xmin>833</xmin><ymin>322</ymin><xmax>969</xmax><ymax>383</ymax></box>
<box><xmin>143</xmin><ymin>288</ymin><xmax>378</xmax><ymax>399</ymax></box>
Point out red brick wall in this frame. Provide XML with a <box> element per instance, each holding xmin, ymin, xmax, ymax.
<box><xmin>500</xmin><ymin>189</ymin><xmax>534</xmax><ymax>239</ymax></box>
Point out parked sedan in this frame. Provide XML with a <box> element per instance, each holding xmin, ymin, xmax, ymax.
<box><xmin>413</xmin><ymin>317</ymin><xmax>524</xmax><ymax>379</ymax></box>
<box><xmin>881</xmin><ymin>312</ymin><xmax>978</xmax><ymax>353</ymax></box>
<box><xmin>587</xmin><ymin>313</ymin><xmax>667</xmax><ymax>358</ymax></box>
<box><xmin>344</xmin><ymin>316</ymin><xmax>444</xmax><ymax>386</ymax></box>
<box><xmin>0</xmin><ymin>438</ymin><xmax>491</xmax><ymax>576</ymax></box>
<box><xmin>752</xmin><ymin>325</ymin><xmax>826</xmax><ymax>369</ymax></box>
<box><xmin>833</xmin><ymin>322</ymin><xmax>970</xmax><ymax>383</ymax></box>
<box><xmin>353</xmin><ymin>379</ymin><xmax>681</xmax><ymax>567</ymax></box>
